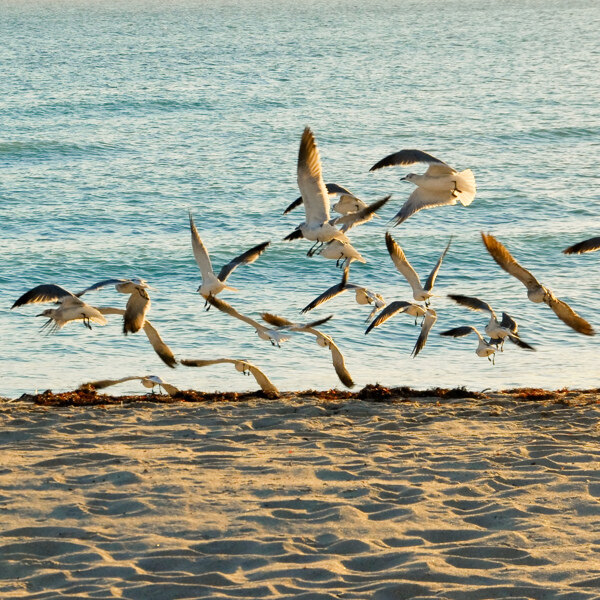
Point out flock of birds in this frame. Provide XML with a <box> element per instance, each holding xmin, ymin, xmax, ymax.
<box><xmin>10</xmin><ymin>127</ymin><xmax>599</xmax><ymax>397</ymax></box>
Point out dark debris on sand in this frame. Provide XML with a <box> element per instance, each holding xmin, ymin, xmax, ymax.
<box><xmin>7</xmin><ymin>384</ymin><xmax>599</xmax><ymax>407</ymax></box>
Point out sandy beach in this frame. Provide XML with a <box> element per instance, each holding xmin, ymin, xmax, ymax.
<box><xmin>1</xmin><ymin>388</ymin><xmax>599</xmax><ymax>599</ymax></box>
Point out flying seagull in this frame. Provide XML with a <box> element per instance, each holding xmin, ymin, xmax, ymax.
<box><xmin>563</xmin><ymin>236</ymin><xmax>600</xmax><ymax>255</ymax></box>
<box><xmin>411</xmin><ymin>308</ymin><xmax>438</xmax><ymax>358</ymax></box>
<box><xmin>206</xmin><ymin>295</ymin><xmax>332</xmax><ymax>347</ymax></box>
<box><xmin>11</xmin><ymin>284</ymin><xmax>107</xmax><ymax>333</ymax></box>
<box><xmin>98</xmin><ymin>306</ymin><xmax>177</xmax><ymax>368</ymax></box>
<box><xmin>440</xmin><ymin>325</ymin><xmax>497</xmax><ymax>364</ymax></box>
<box><xmin>447</xmin><ymin>294</ymin><xmax>535</xmax><ymax>351</ymax></box>
<box><xmin>285</xmin><ymin>127</ymin><xmax>377</xmax><ymax>259</ymax></box>
<box><xmin>77</xmin><ymin>277</ymin><xmax>153</xmax><ymax>334</ymax></box>
<box><xmin>481</xmin><ymin>232</ymin><xmax>595</xmax><ymax>336</ymax></box>
<box><xmin>180</xmin><ymin>358</ymin><xmax>279</xmax><ymax>396</ymax></box>
<box><xmin>301</xmin><ymin>265</ymin><xmax>386</xmax><ymax>322</ymax></box>
<box><xmin>79</xmin><ymin>375</ymin><xmax>179</xmax><ymax>396</ymax></box>
<box><xmin>261</xmin><ymin>312</ymin><xmax>354</xmax><ymax>388</ymax></box>
<box><xmin>369</xmin><ymin>149</ymin><xmax>476</xmax><ymax>225</ymax></box>
<box><xmin>385</xmin><ymin>232</ymin><xmax>452</xmax><ymax>305</ymax></box>
<box><xmin>189</xmin><ymin>211</ymin><xmax>270</xmax><ymax>308</ymax></box>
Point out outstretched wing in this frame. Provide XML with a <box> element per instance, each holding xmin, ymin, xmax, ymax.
<box><xmin>440</xmin><ymin>326</ymin><xmax>476</xmax><ymax>338</ymax></box>
<box><xmin>12</xmin><ymin>284</ymin><xmax>75</xmax><ymax>308</ymax></box>
<box><xmin>365</xmin><ymin>300</ymin><xmax>415</xmax><ymax>334</ymax></box>
<box><xmin>76</xmin><ymin>279</ymin><xmax>127</xmax><ymax>297</ymax></box>
<box><xmin>301</xmin><ymin>268</ymin><xmax>350</xmax><ymax>313</ymax></box>
<box><xmin>424</xmin><ymin>237</ymin><xmax>452</xmax><ymax>291</ymax></box>
<box><xmin>333</xmin><ymin>195</ymin><xmax>391</xmax><ymax>232</ymax></box>
<box><xmin>78</xmin><ymin>375</ymin><xmax>142</xmax><ymax>390</ymax></box>
<box><xmin>206</xmin><ymin>295</ymin><xmax>265</xmax><ymax>332</ymax></box>
<box><xmin>217</xmin><ymin>241</ymin><xmax>270</xmax><ymax>283</ymax></box>
<box><xmin>544</xmin><ymin>293</ymin><xmax>595</xmax><ymax>336</ymax></box>
<box><xmin>412</xmin><ymin>309</ymin><xmax>437</xmax><ymax>357</ymax></box>
<box><xmin>563</xmin><ymin>236</ymin><xmax>600</xmax><ymax>255</ymax></box>
<box><xmin>481</xmin><ymin>233</ymin><xmax>542</xmax><ymax>291</ymax></box>
<box><xmin>448</xmin><ymin>294</ymin><xmax>495</xmax><ymax>318</ymax></box>
<box><xmin>369</xmin><ymin>149</ymin><xmax>450</xmax><ymax>172</ymax></box>
<box><xmin>392</xmin><ymin>188</ymin><xmax>457</xmax><ymax>226</ymax></box>
<box><xmin>297</xmin><ymin>127</ymin><xmax>330</xmax><ymax>225</ymax></box>
<box><xmin>189</xmin><ymin>212</ymin><xmax>214</xmax><ymax>279</ymax></box>
<box><xmin>385</xmin><ymin>232</ymin><xmax>422</xmax><ymax>294</ymax></box>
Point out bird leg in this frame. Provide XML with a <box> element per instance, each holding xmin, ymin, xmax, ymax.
<box><xmin>82</xmin><ymin>315</ymin><xmax>92</xmax><ymax>330</ymax></box>
<box><xmin>307</xmin><ymin>241</ymin><xmax>322</xmax><ymax>257</ymax></box>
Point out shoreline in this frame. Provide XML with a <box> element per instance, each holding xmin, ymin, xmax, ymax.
<box><xmin>3</xmin><ymin>383</ymin><xmax>600</xmax><ymax>407</ymax></box>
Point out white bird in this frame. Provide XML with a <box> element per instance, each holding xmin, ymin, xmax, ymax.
<box><xmin>481</xmin><ymin>232</ymin><xmax>594</xmax><ymax>336</ymax></box>
<box><xmin>77</xmin><ymin>277</ymin><xmax>153</xmax><ymax>334</ymax></box>
<box><xmin>563</xmin><ymin>236</ymin><xmax>600</xmax><ymax>255</ymax></box>
<box><xmin>180</xmin><ymin>358</ymin><xmax>279</xmax><ymax>396</ymax></box>
<box><xmin>98</xmin><ymin>306</ymin><xmax>177</xmax><ymax>368</ymax></box>
<box><xmin>370</xmin><ymin>149</ymin><xmax>476</xmax><ymax>225</ymax></box>
<box><xmin>301</xmin><ymin>265</ymin><xmax>386</xmax><ymax>322</ymax></box>
<box><xmin>206</xmin><ymin>295</ymin><xmax>331</xmax><ymax>347</ymax></box>
<box><xmin>189</xmin><ymin>211</ymin><xmax>269</xmax><ymax>307</ymax></box>
<box><xmin>285</xmin><ymin>127</ymin><xmax>375</xmax><ymax>259</ymax></box>
<box><xmin>261</xmin><ymin>313</ymin><xmax>354</xmax><ymax>388</ymax></box>
<box><xmin>447</xmin><ymin>294</ymin><xmax>535</xmax><ymax>351</ymax></box>
<box><xmin>411</xmin><ymin>308</ymin><xmax>438</xmax><ymax>358</ymax></box>
<box><xmin>440</xmin><ymin>325</ymin><xmax>497</xmax><ymax>363</ymax></box>
<box><xmin>385</xmin><ymin>232</ymin><xmax>452</xmax><ymax>305</ymax></box>
<box><xmin>79</xmin><ymin>374</ymin><xmax>179</xmax><ymax>396</ymax></box>
<box><xmin>11</xmin><ymin>284</ymin><xmax>107</xmax><ymax>333</ymax></box>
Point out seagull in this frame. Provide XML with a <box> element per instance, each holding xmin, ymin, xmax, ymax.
<box><xmin>206</xmin><ymin>295</ymin><xmax>331</xmax><ymax>347</ymax></box>
<box><xmin>284</xmin><ymin>127</ymin><xmax>371</xmax><ymax>259</ymax></box>
<box><xmin>301</xmin><ymin>265</ymin><xmax>386</xmax><ymax>322</ymax></box>
<box><xmin>261</xmin><ymin>313</ymin><xmax>354</xmax><ymax>388</ymax></box>
<box><xmin>98</xmin><ymin>306</ymin><xmax>177</xmax><ymax>368</ymax></box>
<box><xmin>369</xmin><ymin>149</ymin><xmax>476</xmax><ymax>225</ymax></box>
<box><xmin>481</xmin><ymin>232</ymin><xmax>595</xmax><ymax>336</ymax></box>
<box><xmin>180</xmin><ymin>358</ymin><xmax>279</xmax><ymax>396</ymax></box>
<box><xmin>447</xmin><ymin>294</ymin><xmax>535</xmax><ymax>351</ymax></box>
<box><xmin>283</xmin><ymin>182</ymin><xmax>369</xmax><ymax>216</ymax></box>
<box><xmin>440</xmin><ymin>326</ymin><xmax>497</xmax><ymax>364</ymax></box>
<box><xmin>77</xmin><ymin>278</ymin><xmax>153</xmax><ymax>334</ymax></box>
<box><xmin>385</xmin><ymin>232</ymin><xmax>452</xmax><ymax>305</ymax></box>
<box><xmin>189</xmin><ymin>211</ymin><xmax>270</xmax><ymax>308</ymax></box>
<box><xmin>563</xmin><ymin>236</ymin><xmax>600</xmax><ymax>255</ymax></box>
<box><xmin>79</xmin><ymin>375</ymin><xmax>179</xmax><ymax>396</ymax></box>
<box><xmin>11</xmin><ymin>284</ymin><xmax>108</xmax><ymax>333</ymax></box>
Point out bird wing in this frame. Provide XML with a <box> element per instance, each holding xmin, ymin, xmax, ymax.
<box><xmin>321</xmin><ymin>334</ymin><xmax>354</xmax><ymax>388</ymax></box>
<box><xmin>189</xmin><ymin>212</ymin><xmax>214</xmax><ymax>279</ymax></box>
<box><xmin>392</xmin><ymin>187</ymin><xmax>457</xmax><ymax>226</ymax></box>
<box><xmin>440</xmin><ymin>325</ymin><xmax>477</xmax><ymax>338</ymax></box>
<box><xmin>365</xmin><ymin>300</ymin><xmax>414</xmax><ymax>334</ymax></box>
<box><xmin>563</xmin><ymin>236</ymin><xmax>600</xmax><ymax>255</ymax></box>
<box><xmin>12</xmin><ymin>284</ymin><xmax>76</xmax><ymax>308</ymax></box>
<box><xmin>157</xmin><ymin>381</ymin><xmax>179</xmax><ymax>395</ymax></box>
<box><xmin>260</xmin><ymin>312</ymin><xmax>333</xmax><ymax>331</ymax></box>
<box><xmin>424</xmin><ymin>163</ymin><xmax>457</xmax><ymax>176</ymax></box>
<box><xmin>480</xmin><ymin>233</ymin><xmax>542</xmax><ymax>291</ymax></box>
<box><xmin>448</xmin><ymin>294</ymin><xmax>495</xmax><ymax>317</ymax></box>
<box><xmin>245</xmin><ymin>362</ymin><xmax>280</xmax><ymax>395</ymax></box>
<box><xmin>97</xmin><ymin>306</ymin><xmax>177</xmax><ymax>368</ymax></box>
<box><xmin>424</xmin><ymin>237</ymin><xmax>452</xmax><ymax>291</ymax></box>
<box><xmin>206</xmin><ymin>296</ymin><xmax>266</xmax><ymax>331</ymax></box>
<box><xmin>123</xmin><ymin>287</ymin><xmax>151</xmax><ymax>335</ymax></box>
<box><xmin>180</xmin><ymin>358</ymin><xmax>233</xmax><ymax>367</ymax></box>
<box><xmin>544</xmin><ymin>293</ymin><xmax>595</xmax><ymax>336</ymax></box>
<box><xmin>283</xmin><ymin>196</ymin><xmax>304</xmax><ymax>215</ymax></box>
<box><xmin>283</xmin><ymin>227</ymin><xmax>304</xmax><ymax>241</ymax></box>
<box><xmin>507</xmin><ymin>334</ymin><xmax>536</xmax><ymax>351</ymax></box>
<box><xmin>500</xmin><ymin>312</ymin><xmax>518</xmax><ymax>332</ymax></box>
<box><xmin>297</xmin><ymin>127</ymin><xmax>330</xmax><ymax>225</ymax></box>
<box><xmin>78</xmin><ymin>375</ymin><xmax>142</xmax><ymax>390</ymax></box>
<box><xmin>412</xmin><ymin>308</ymin><xmax>437</xmax><ymax>357</ymax></box>
<box><xmin>325</xmin><ymin>182</ymin><xmax>353</xmax><ymax>196</ymax></box>
<box><xmin>385</xmin><ymin>232</ymin><xmax>422</xmax><ymax>293</ymax></box>
<box><xmin>217</xmin><ymin>240</ymin><xmax>270</xmax><ymax>282</ymax></box>
<box><xmin>76</xmin><ymin>278</ymin><xmax>127</xmax><ymax>297</ymax></box>
<box><xmin>333</xmin><ymin>195</ymin><xmax>391</xmax><ymax>232</ymax></box>
<box><xmin>369</xmin><ymin>149</ymin><xmax>449</xmax><ymax>172</ymax></box>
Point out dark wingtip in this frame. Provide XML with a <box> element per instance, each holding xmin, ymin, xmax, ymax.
<box><xmin>283</xmin><ymin>228</ymin><xmax>303</xmax><ymax>242</ymax></box>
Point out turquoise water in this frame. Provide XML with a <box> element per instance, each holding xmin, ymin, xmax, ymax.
<box><xmin>1</xmin><ymin>0</ymin><xmax>599</xmax><ymax>396</ymax></box>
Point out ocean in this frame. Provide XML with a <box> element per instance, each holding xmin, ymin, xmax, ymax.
<box><xmin>1</xmin><ymin>0</ymin><xmax>599</xmax><ymax>396</ymax></box>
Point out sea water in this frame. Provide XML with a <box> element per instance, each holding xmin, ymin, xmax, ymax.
<box><xmin>1</xmin><ymin>0</ymin><xmax>599</xmax><ymax>396</ymax></box>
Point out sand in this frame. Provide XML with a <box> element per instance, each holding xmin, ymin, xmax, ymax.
<box><xmin>1</xmin><ymin>389</ymin><xmax>600</xmax><ymax>599</ymax></box>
